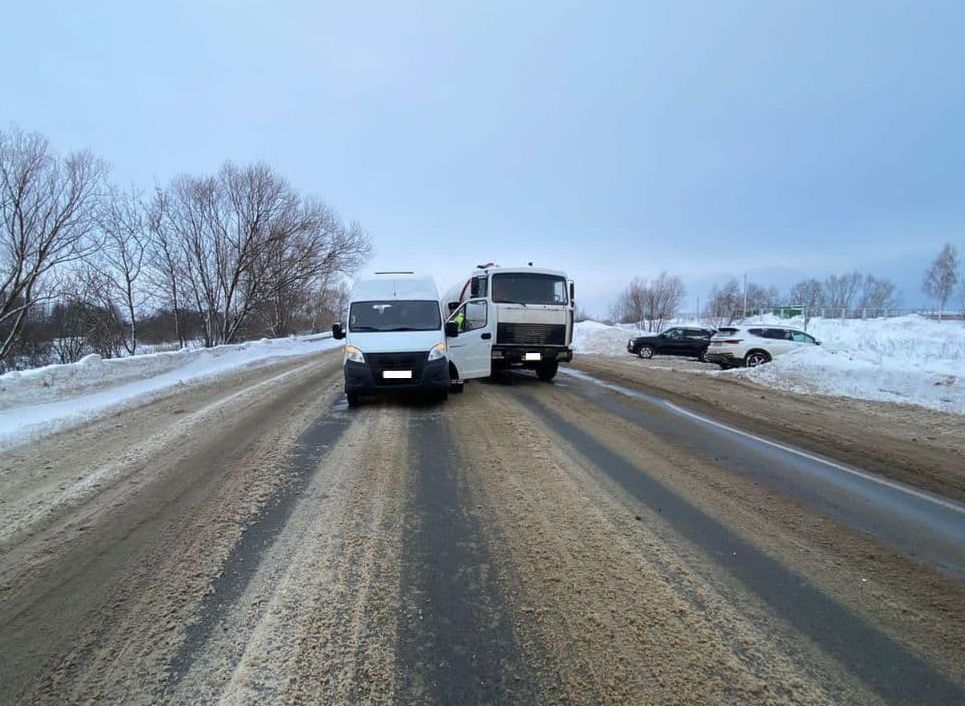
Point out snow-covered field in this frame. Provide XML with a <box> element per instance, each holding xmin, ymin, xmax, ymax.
<box><xmin>573</xmin><ymin>316</ymin><xmax>965</xmax><ymax>415</ymax></box>
<box><xmin>0</xmin><ymin>334</ymin><xmax>340</xmax><ymax>449</ymax></box>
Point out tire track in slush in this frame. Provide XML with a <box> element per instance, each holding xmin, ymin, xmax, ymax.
<box><xmin>167</xmin><ymin>406</ymin><xmax>353</xmax><ymax>685</ymax></box>
<box><xmin>518</xmin><ymin>393</ymin><xmax>965</xmax><ymax>706</ymax></box>
<box><xmin>395</xmin><ymin>406</ymin><xmax>539</xmax><ymax>705</ymax></box>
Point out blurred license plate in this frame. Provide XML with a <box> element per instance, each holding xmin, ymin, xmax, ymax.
<box><xmin>525</xmin><ymin>352</ymin><xmax>541</xmax><ymax>361</ymax></box>
<box><xmin>383</xmin><ymin>370</ymin><xmax>412</xmax><ymax>379</ymax></box>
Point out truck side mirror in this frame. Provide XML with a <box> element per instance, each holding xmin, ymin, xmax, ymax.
<box><xmin>332</xmin><ymin>323</ymin><xmax>345</xmax><ymax>340</ymax></box>
<box><xmin>445</xmin><ymin>321</ymin><xmax>459</xmax><ymax>338</ymax></box>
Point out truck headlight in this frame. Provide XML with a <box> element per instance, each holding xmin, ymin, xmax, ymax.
<box><xmin>344</xmin><ymin>344</ymin><xmax>364</xmax><ymax>364</ymax></box>
<box><xmin>427</xmin><ymin>342</ymin><xmax>447</xmax><ymax>361</ymax></box>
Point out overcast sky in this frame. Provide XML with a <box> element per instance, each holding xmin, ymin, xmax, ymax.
<box><xmin>4</xmin><ymin>1</ymin><xmax>963</xmax><ymax>314</ymax></box>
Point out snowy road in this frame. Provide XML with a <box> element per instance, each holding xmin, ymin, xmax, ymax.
<box><xmin>0</xmin><ymin>351</ymin><xmax>963</xmax><ymax>704</ymax></box>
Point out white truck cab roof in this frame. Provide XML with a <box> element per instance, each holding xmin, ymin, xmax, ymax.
<box><xmin>444</xmin><ymin>264</ymin><xmax>569</xmax><ymax>307</ymax></box>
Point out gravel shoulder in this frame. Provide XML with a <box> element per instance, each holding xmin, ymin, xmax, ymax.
<box><xmin>573</xmin><ymin>354</ymin><xmax>965</xmax><ymax>502</ymax></box>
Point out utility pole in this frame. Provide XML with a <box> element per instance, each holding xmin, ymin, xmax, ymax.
<box><xmin>742</xmin><ymin>272</ymin><xmax>748</xmax><ymax>319</ymax></box>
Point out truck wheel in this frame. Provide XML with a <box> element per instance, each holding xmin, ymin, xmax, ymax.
<box><xmin>536</xmin><ymin>361</ymin><xmax>559</xmax><ymax>381</ymax></box>
<box><xmin>637</xmin><ymin>345</ymin><xmax>654</xmax><ymax>359</ymax></box>
<box><xmin>346</xmin><ymin>392</ymin><xmax>360</xmax><ymax>407</ymax></box>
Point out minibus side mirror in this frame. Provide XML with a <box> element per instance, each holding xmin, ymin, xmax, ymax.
<box><xmin>445</xmin><ymin>321</ymin><xmax>459</xmax><ymax>338</ymax></box>
<box><xmin>332</xmin><ymin>323</ymin><xmax>345</xmax><ymax>340</ymax></box>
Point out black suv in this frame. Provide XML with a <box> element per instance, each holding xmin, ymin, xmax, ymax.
<box><xmin>627</xmin><ymin>326</ymin><xmax>716</xmax><ymax>362</ymax></box>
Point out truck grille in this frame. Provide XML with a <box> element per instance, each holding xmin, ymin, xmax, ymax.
<box><xmin>366</xmin><ymin>351</ymin><xmax>426</xmax><ymax>385</ymax></box>
<box><xmin>496</xmin><ymin>323</ymin><xmax>566</xmax><ymax>346</ymax></box>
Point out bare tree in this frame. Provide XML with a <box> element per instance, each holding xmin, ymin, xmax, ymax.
<box><xmin>823</xmin><ymin>271</ymin><xmax>862</xmax><ymax>312</ymax></box>
<box><xmin>923</xmin><ymin>243</ymin><xmax>959</xmax><ymax>321</ymax></box>
<box><xmin>703</xmin><ymin>278</ymin><xmax>742</xmax><ymax>327</ymax></box>
<box><xmin>611</xmin><ymin>273</ymin><xmax>684</xmax><ymax>330</ymax></box>
<box><xmin>610</xmin><ymin>277</ymin><xmax>647</xmax><ymax>326</ymax></box>
<box><xmin>92</xmin><ymin>186</ymin><xmax>148</xmax><ymax>354</ymax></box>
<box><xmin>640</xmin><ymin>271</ymin><xmax>684</xmax><ymax>332</ymax></box>
<box><xmin>856</xmin><ymin>274</ymin><xmax>899</xmax><ymax>313</ymax></box>
<box><xmin>154</xmin><ymin>162</ymin><xmax>371</xmax><ymax>346</ymax></box>
<box><xmin>0</xmin><ymin>126</ymin><xmax>106</xmax><ymax>363</ymax></box>
<box><xmin>146</xmin><ymin>187</ymin><xmax>188</xmax><ymax>347</ymax></box>
<box><xmin>789</xmin><ymin>278</ymin><xmax>824</xmax><ymax>325</ymax></box>
<box><xmin>256</xmin><ymin>199</ymin><xmax>370</xmax><ymax>337</ymax></box>
<box><xmin>743</xmin><ymin>282</ymin><xmax>780</xmax><ymax>314</ymax></box>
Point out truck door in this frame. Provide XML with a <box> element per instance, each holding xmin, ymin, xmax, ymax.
<box><xmin>446</xmin><ymin>299</ymin><xmax>494</xmax><ymax>380</ymax></box>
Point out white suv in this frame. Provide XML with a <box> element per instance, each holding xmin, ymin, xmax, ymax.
<box><xmin>705</xmin><ymin>325</ymin><xmax>821</xmax><ymax>369</ymax></box>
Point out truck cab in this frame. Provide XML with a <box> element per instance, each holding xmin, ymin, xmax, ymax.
<box><xmin>445</xmin><ymin>265</ymin><xmax>574</xmax><ymax>382</ymax></box>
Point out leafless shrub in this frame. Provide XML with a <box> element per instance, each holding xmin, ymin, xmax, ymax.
<box><xmin>611</xmin><ymin>272</ymin><xmax>684</xmax><ymax>331</ymax></box>
<box><xmin>702</xmin><ymin>278</ymin><xmax>742</xmax><ymax>327</ymax></box>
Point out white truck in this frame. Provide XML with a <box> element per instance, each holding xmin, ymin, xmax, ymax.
<box><xmin>443</xmin><ymin>264</ymin><xmax>575</xmax><ymax>383</ymax></box>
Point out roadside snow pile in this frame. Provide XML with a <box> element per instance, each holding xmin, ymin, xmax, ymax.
<box><xmin>745</xmin><ymin>314</ymin><xmax>965</xmax><ymax>363</ymax></box>
<box><xmin>572</xmin><ymin>316</ymin><xmax>965</xmax><ymax>414</ymax></box>
<box><xmin>0</xmin><ymin>334</ymin><xmax>340</xmax><ymax>449</ymax></box>
<box><xmin>730</xmin><ymin>316</ymin><xmax>965</xmax><ymax>414</ymax></box>
<box><xmin>572</xmin><ymin>320</ymin><xmax>633</xmax><ymax>356</ymax></box>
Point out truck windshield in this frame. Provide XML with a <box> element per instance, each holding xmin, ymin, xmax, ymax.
<box><xmin>491</xmin><ymin>273</ymin><xmax>568</xmax><ymax>305</ymax></box>
<box><xmin>349</xmin><ymin>300</ymin><xmax>441</xmax><ymax>332</ymax></box>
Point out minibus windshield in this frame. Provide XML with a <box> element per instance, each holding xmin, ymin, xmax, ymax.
<box><xmin>349</xmin><ymin>300</ymin><xmax>442</xmax><ymax>332</ymax></box>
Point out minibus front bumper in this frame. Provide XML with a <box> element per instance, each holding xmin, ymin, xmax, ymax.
<box><xmin>344</xmin><ymin>355</ymin><xmax>449</xmax><ymax>396</ymax></box>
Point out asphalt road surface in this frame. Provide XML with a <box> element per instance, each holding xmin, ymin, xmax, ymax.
<box><xmin>1</xmin><ymin>350</ymin><xmax>963</xmax><ymax>705</ymax></box>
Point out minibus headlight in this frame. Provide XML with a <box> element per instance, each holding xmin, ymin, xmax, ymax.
<box><xmin>344</xmin><ymin>345</ymin><xmax>365</xmax><ymax>364</ymax></box>
<box><xmin>427</xmin><ymin>342</ymin><xmax>447</xmax><ymax>361</ymax></box>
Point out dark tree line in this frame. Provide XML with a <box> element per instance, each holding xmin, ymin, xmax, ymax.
<box><xmin>0</xmin><ymin>126</ymin><xmax>370</xmax><ymax>371</ymax></box>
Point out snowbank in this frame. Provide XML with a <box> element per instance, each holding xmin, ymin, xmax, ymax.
<box><xmin>730</xmin><ymin>344</ymin><xmax>964</xmax><ymax>414</ymax></box>
<box><xmin>572</xmin><ymin>317</ymin><xmax>965</xmax><ymax>415</ymax></box>
<box><xmin>0</xmin><ymin>334</ymin><xmax>340</xmax><ymax>449</ymax></box>
<box><xmin>572</xmin><ymin>320</ymin><xmax>634</xmax><ymax>356</ymax></box>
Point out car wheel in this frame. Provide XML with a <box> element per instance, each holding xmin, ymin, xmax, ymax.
<box><xmin>744</xmin><ymin>350</ymin><xmax>771</xmax><ymax>367</ymax></box>
<box><xmin>346</xmin><ymin>392</ymin><xmax>360</xmax><ymax>407</ymax></box>
<box><xmin>698</xmin><ymin>349</ymin><xmax>708</xmax><ymax>363</ymax></box>
<box><xmin>637</xmin><ymin>345</ymin><xmax>654</xmax><ymax>359</ymax></box>
<box><xmin>449</xmin><ymin>380</ymin><xmax>464</xmax><ymax>393</ymax></box>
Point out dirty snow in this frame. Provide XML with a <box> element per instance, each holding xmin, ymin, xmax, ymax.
<box><xmin>573</xmin><ymin>316</ymin><xmax>965</xmax><ymax>415</ymax></box>
<box><xmin>0</xmin><ymin>334</ymin><xmax>340</xmax><ymax>449</ymax></box>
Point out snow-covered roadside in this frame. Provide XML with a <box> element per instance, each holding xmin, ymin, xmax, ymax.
<box><xmin>0</xmin><ymin>334</ymin><xmax>341</xmax><ymax>450</ymax></box>
<box><xmin>571</xmin><ymin>317</ymin><xmax>965</xmax><ymax>415</ymax></box>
